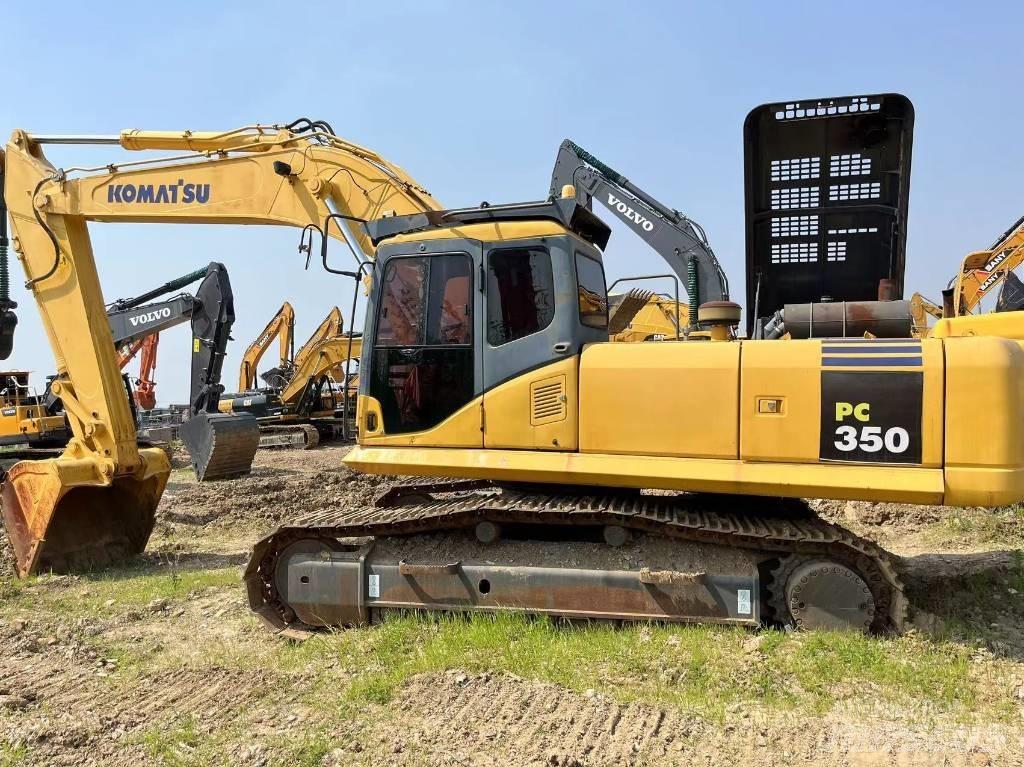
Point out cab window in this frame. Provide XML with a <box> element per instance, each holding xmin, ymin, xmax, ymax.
<box><xmin>376</xmin><ymin>255</ymin><xmax>471</xmax><ymax>347</ymax></box>
<box><xmin>372</xmin><ymin>254</ymin><xmax>474</xmax><ymax>434</ymax></box>
<box><xmin>575</xmin><ymin>251</ymin><xmax>608</xmax><ymax>330</ymax></box>
<box><xmin>486</xmin><ymin>247</ymin><xmax>555</xmax><ymax>345</ymax></box>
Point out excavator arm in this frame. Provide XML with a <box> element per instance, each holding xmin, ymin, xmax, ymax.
<box><xmin>0</xmin><ymin>121</ymin><xmax>441</xmax><ymax>575</ymax></box>
<box><xmin>238</xmin><ymin>301</ymin><xmax>295</xmax><ymax>392</ymax></box>
<box><xmin>549</xmin><ymin>139</ymin><xmax>731</xmax><ymax>328</ymax></box>
<box><xmin>945</xmin><ymin>214</ymin><xmax>1024</xmax><ymax>316</ymax></box>
<box><xmin>293</xmin><ymin>306</ymin><xmax>343</xmax><ymax>372</ymax></box>
<box><xmin>278</xmin><ymin>334</ymin><xmax>363</xmax><ymax>414</ymax></box>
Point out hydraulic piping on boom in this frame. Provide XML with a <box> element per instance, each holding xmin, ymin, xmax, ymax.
<box><xmin>0</xmin><ymin>119</ymin><xmax>441</xmax><ymax>577</ymax></box>
<box><xmin>549</xmin><ymin>139</ymin><xmax>738</xmax><ymax>333</ymax></box>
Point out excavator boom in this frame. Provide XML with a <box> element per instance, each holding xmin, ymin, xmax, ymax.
<box><xmin>294</xmin><ymin>307</ymin><xmax>343</xmax><ymax>371</ymax></box>
<box><xmin>238</xmin><ymin>301</ymin><xmax>295</xmax><ymax>392</ymax></box>
<box><xmin>946</xmin><ymin>214</ymin><xmax>1024</xmax><ymax>316</ymax></box>
<box><xmin>1</xmin><ymin>120</ymin><xmax>435</xmax><ymax>575</ymax></box>
<box><xmin>550</xmin><ymin>139</ymin><xmax>730</xmax><ymax>328</ymax></box>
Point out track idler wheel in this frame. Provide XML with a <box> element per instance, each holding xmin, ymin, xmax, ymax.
<box><xmin>771</xmin><ymin>556</ymin><xmax>876</xmax><ymax>632</ymax></box>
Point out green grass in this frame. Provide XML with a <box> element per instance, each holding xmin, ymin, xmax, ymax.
<box><xmin>0</xmin><ymin>743</ymin><xmax>28</xmax><ymax>767</ymax></box>
<box><xmin>0</xmin><ymin>565</ymin><xmax>239</xmax><ymax>620</ymax></box>
<box><xmin>3</xmin><ymin>559</ymin><xmax>1015</xmax><ymax>727</ymax></box>
<box><xmin>276</xmin><ymin>612</ymin><xmax>988</xmax><ymax>721</ymax></box>
<box><xmin>924</xmin><ymin>504</ymin><xmax>1024</xmax><ymax>548</ymax></box>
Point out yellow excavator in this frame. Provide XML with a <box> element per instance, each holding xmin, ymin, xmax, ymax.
<box><xmin>223</xmin><ymin>305</ymin><xmax>359</xmax><ymax>448</ymax></box>
<box><xmin>222</xmin><ymin>331</ymin><xmax>362</xmax><ymax>448</ymax></box>
<box><xmin>4</xmin><ymin>115</ymin><xmax>1024</xmax><ymax>635</ymax></box>
<box><xmin>912</xmin><ymin>214</ymin><xmax>1024</xmax><ymax>335</ymax></box>
<box><xmin>236</xmin><ymin>301</ymin><xmax>295</xmax><ymax>393</ymax></box>
<box><xmin>0</xmin><ymin>372</ymin><xmax>69</xmax><ymax>450</ymax></box>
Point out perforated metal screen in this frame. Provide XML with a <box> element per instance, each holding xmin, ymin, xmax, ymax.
<box><xmin>743</xmin><ymin>94</ymin><xmax>914</xmax><ymax>336</ymax></box>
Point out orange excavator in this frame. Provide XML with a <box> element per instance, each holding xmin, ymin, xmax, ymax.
<box><xmin>117</xmin><ymin>334</ymin><xmax>159</xmax><ymax>410</ymax></box>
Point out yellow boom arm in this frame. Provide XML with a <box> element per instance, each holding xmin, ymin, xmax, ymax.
<box><xmin>293</xmin><ymin>306</ymin><xmax>343</xmax><ymax>372</ymax></box>
<box><xmin>279</xmin><ymin>334</ymin><xmax>362</xmax><ymax>408</ymax></box>
<box><xmin>238</xmin><ymin>301</ymin><xmax>295</xmax><ymax>392</ymax></box>
<box><xmin>1</xmin><ymin>122</ymin><xmax>441</xmax><ymax>575</ymax></box>
<box><xmin>947</xmin><ymin>214</ymin><xmax>1024</xmax><ymax>315</ymax></box>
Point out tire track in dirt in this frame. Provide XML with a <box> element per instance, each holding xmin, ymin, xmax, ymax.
<box><xmin>390</xmin><ymin>671</ymin><xmax>695</xmax><ymax>766</ymax></box>
<box><xmin>381</xmin><ymin>671</ymin><xmax>1021</xmax><ymax>767</ymax></box>
<box><xmin>0</xmin><ymin>648</ymin><xmax>273</xmax><ymax>765</ymax></box>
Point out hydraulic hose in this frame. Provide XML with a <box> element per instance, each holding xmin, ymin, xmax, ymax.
<box><xmin>0</xmin><ymin>166</ymin><xmax>13</xmax><ymax>309</ymax></box>
<box><xmin>25</xmin><ymin>176</ymin><xmax>63</xmax><ymax>290</ymax></box>
<box><xmin>686</xmin><ymin>255</ymin><xmax>698</xmax><ymax>327</ymax></box>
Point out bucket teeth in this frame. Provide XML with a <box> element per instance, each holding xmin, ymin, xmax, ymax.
<box><xmin>180</xmin><ymin>413</ymin><xmax>260</xmax><ymax>482</ymax></box>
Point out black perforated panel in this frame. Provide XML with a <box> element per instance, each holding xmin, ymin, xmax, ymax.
<box><xmin>743</xmin><ymin>94</ymin><xmax>914</xmax><ymax>336</ymax></box>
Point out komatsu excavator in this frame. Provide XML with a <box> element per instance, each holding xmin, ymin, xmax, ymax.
<box><xmin>5</xmin><ymin>114</ymin><xmax>1024</xmax><ymax>635</ymax></box>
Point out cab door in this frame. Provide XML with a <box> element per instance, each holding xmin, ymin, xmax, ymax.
<box><xmin>364</xmin><ymin>248</ymin><xmax>483</xmax><ymax>446</ymax></box>
<box><xmin>482</xmin><ymin>237</ymin><xmax>609</xmax><ymax>450</ymax></box>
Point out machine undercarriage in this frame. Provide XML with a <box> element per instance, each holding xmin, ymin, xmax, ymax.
<box><xmin>246</xmin><ymin>481</ymin><xmax>903</xmax><ymax>636</ymax></box>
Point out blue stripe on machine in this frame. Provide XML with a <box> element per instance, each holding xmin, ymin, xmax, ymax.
<box><xmin>820</xmin><ymin>338</ymin><xmax>921</xmax><ymax>344</ymax></box>
<box><xmin>822</xmin><ymin>356</ymin><xmax>922</xmax><ymax>367</ymax></box>
<box><xmin>822</xmin><ymin>345</ymin><xmax>923</xmax><ymax>354</ymax></box>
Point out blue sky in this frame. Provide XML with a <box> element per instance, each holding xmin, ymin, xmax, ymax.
<box><xmin>2</xmin><ymin>1</ymin><xmax>1020</xmax><ymax>404</ymax></box>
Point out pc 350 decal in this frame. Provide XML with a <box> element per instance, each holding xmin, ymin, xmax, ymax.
<box><xmin>819</xmin><ymin>341</ymin><xmax>924</xmax><ymax>464</ymax></box>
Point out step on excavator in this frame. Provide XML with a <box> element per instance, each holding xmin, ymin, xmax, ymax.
<box><xmin>5</xmin><ymin>100</ymin><xmax>1024</xmax><ymax>635</ymax></box>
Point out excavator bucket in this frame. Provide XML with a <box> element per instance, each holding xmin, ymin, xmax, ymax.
<box><xmin>608</xmin><ymin>289</ymin><xmax>655</xmax><ymax>335</ymax></box>
<box><xmin>180</xmin><ymin>411</ymin><xmax>260</xmax><ymax>481</ymax></box>
<box><xmin>1</xmin><ymin>449</ymin><xmax>169</xmax><ymax>577</ymax></box>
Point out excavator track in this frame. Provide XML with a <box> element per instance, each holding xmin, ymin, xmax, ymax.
<box><xmin>246</xmin><ymin>482</ymin><xmax>905</xmax><ymax>636</ymax></box>
<box><xmin>257</xmin><ymin>423</ymin><xmax>321</xmax><ymax>450</ymax></box>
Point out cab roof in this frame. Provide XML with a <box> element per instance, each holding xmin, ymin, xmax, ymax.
<box><xmin>365</xmin><ymin>198</ymin><xmax>611</xmax><ymax>251</ymax></box>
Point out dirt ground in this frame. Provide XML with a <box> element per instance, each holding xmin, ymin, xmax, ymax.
<box><xmin>1</xmin><ymin>445</ymin><xmax>1022</xmax><ymax>766</ymax></box>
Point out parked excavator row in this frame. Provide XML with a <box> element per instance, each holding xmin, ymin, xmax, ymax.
<box><xmin>0</xmin><ymin>264</ymin><xmax>259</xmax><ymax>487</ymax></box>
<box><xmin>222</xmin><ymin>303</ymin><xmax>360</xmax><ymax>448</ymax></box>
<box><xmin>4</xmin><ymin>97</ymin><xmax>1024</xmax><ymax>635</ymax></box>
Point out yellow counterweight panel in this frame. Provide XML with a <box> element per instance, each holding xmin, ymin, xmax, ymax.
<box><xmin>358</xmin><ymin>395</ymin><xmax>482</xmax><ymax>448</ymax></box>
<box><xmin>943</xmin><ymin>336</ymin><xmax>1024</xmax><ymax>506</ymax></box>
<box><xmin>579</xmin><ymin>342</ymin><xmax>738</xmax><ymax>458</ymax></box>
<box><xmin>484</xmin><ymin>356</ymin><xmax>579</xmax><ymax>451</ymax></box>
